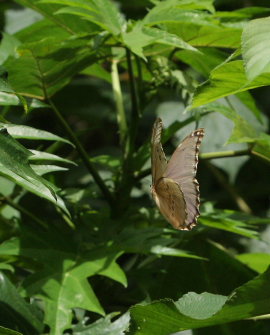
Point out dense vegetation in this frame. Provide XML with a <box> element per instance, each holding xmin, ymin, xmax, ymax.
<box><xmin>0</xmin><ymin>0</ymin><xmax>270</xmax><ymax>334</ymax></box>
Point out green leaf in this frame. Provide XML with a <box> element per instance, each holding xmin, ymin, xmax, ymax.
<box><xmin>165</xmin><ymin>22</ymin><xmax>241</xmax><ymax>48</ymax></box>
<box><xmin>176</xmin><ymin>47</ymin><xmax>228</xmax><ymax>78</ymax></box>
<box><xmin>242</xmin><ymin>17</ymin><xmax>270</xmax><ymax>81</ymax></box>
<box><xmin>29</xmin><ymin>150</ymin><xmax>76</xmax><ymax>165</ymax></box>
<box><xmin>0</xmin><ymin>128</ymin><xmax>68</xmax><ymax>214</ymax></box>
<box><xmin>0</xmin><ymin>229</ymin><xmax>127</xmax><ymax>335</ymax></box>
<box><xmin>0</xmin><ymin>123</ymin><xmax>71</xmax><ymax>144</ymax></box>
<box><xmin>0</xmin><ymin>327</ymin><xmax>22</xmax><ymax>335</ymax></box>
<box><xmin>175</xmin><ymin>292</ymin><xmax>228</xmax><ymax>319</ymax></box>
<box><xmin>31</xmin><ymin>164</ymin><xmax>68</xmax><ymax>175</ymax></box>
<box><xmin>3</xmin><ymin>35</ymin><xmax>98</xmax><ymax>99</ymax></box>
<box><xmin>122</xmin><ymin>23</ymin><xmax>197</xmax><ymax>59</ymax></box>
<box><xmin>237</xmin><ymin>253</ymin><xmax>270</xmax><ymax>274</ymax></box>
<box><xmin>0</xmin><ymin>272</ymin><xmax>43</xmax><ymax>334</ymax></box>
<box><xmin>0</xmin><ymin>92</ymin><xmax>49</xmax><ymax>108</ymax></box>
<box><xmin>143</xmin><ymin>0</ymin><xmax>215</xmax><ymax>26</ymax></box>
<box><xmin>128</xmin><ymin>267</ymin><xmax>270</xmax><ymax>334</ymax></box>
<box><xmin>14</xmin><ymin>0</ymin><xmax>96</xmax><ymax>35</ymax></box>
<box><xmin>191</xmin><ymin>60</ymin><xmax>270</xmax><ymax>108</ymax></box>
<box><xmin>73</xmin><ymin>312</ymin><xmax>130</xmax><ymax>335</ymax></box>
<box><xmin>200</xmin><ymin>209</ymin><xmax>259</xmax><ymax>239</ymax></box>
<box><xmin>116</xmin><ymin>227</ymin><xmax>205</xmax><ymax>260</ymax></box>
<box><xmin>39</xmin><ymin>0</ymin><xmax>126</xmax><ymax>35</ymax></box>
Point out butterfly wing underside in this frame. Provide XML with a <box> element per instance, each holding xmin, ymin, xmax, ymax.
<box><xmin>152</xmin><ymin>177</ymin><xmax>187</xmax><ymax>230</ymax></box>
<box><xmin>164</xmin><ymin>128</ymin><xmax>205</xmax><ymax>229</ymax></box>
<box><xmin>151</xmin><ymin>118</ymin><xmax>167</xmax><ymax>184</ymax></box>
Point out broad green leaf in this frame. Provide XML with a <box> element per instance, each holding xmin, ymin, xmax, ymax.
<box><xmin>128</xmin><ymin>267</ymin><xmax>270</xmax><ymax>334</ymax></box>
<box><xmin>242</xmin><ymin>17</ymin><xmax>270</xmax><ymax>81</ymax></box>
<box><xmin>0</xmin><ymin>326</ymin><xmax>22</xmax><ymax>335</ymax></box>
<box><xmin>0</xmin><ymin>229</ymin><xmax>127</xmax><ymax>335</ymax></box>
<box><xmin>237</xmin><ymin>253</ymin><xmax>270</xmax><ymax>274</ymax></box>
<box><xmin>143</xmin><ymin>0</ymin><xmax>215</xmax><ymax>26</ymax></box>
<box><xmin>199</xmin><ymin>209</ymin><xmax>260</xmax><ymax>239</ymax></box>
<box><xmin>73</xmin><ymin>312</ymin><xmax>130</xmax><ymax>335</ymax></box>
<box><xmin>14</xmin><ymin>0</ymin><xmax>96</xmax><ymax>34</ymax></box>
<box><xmin>0</xmin><ymin>272</ymin><xmax>43</xmax><ymax>334</ymax></box>
<box><xmin>116</xmin><ymin>227</ymin><xmax>205</xmax><ymax>260</ymax></box>
<box><xmin>39</xmin><ymin>0</ymin><xmax>126</xmax><ymax>35</ymax></box>
<box><xmin>176</xmin><ymin>47</ymin><xmax>228</xmax><ymax>78</ymax></box>
<box><xmin>165</xmin><ymin>22</ymin><xmax>241</xmax><ymax>48</ymax></box>
<box><xmin>4</xmin><ymin>35</ymin><xmax>98</xmax><ymax>99</ymax></box>
<box><xmin>0</xmin><ymin>128</ymin><xmax>68</xmax><ymax>214</ymax></box>
<box><xmin>29</xmin><ymin>150</ymin><xmax>76</xmax><ymax>165</ymax></box>
<box><xmin>15</xmin><ymin>18</ymin><xmax>71</xmax><ymax>43</ymax></box>
<box><xmin>175</xmin><ymin>292</ymin><xmax>228</xmax><ymax>319</ymax></box>
<box><xmin>122</xmin><ymin>23</ymin><xmax>197</xmax><ymax>59</ymax></box>
<box><xmin>191</xmin><ymin>60</ymin><xmax>270</xmax><ymax>108</ymax></box>
<box><xmin>0</xmin><ymin>123</ymin><xmax>71</xmax><ymax>144</ymax></box>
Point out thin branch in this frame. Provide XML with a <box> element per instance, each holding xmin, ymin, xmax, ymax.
<box><xmin>3</xmin><ymin>196</ymin><xmax>48</xmax><ymax>228</ymax></box>
<box><xmin>200</xmin><ymin>149</ymin><xmax>250</xmax><ymax>160</ymax></box>
<box><xmin>205</xmin><ymin>161</ymin><xmax>252</xmax><ymax>214</ymax></box>
<box><xmin>48</xmin><ymin>98</ymin><xmax>114</xmax><ymax>208</ymax></box>
<box><xmin>135</xmin><ymin>149</ymin><xmax>251</xmax><ymax>181</ymax></box>
<box><xmin>126</xmin><ymin>48</ymin><xmax>140</xmax><ymax>156</ymax></box>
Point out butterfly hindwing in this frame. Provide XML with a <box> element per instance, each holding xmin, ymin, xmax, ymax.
<box><xmin>152</xmin><ymin>177</ymin><xmax>187</xmax><ymax>230</ymax></box>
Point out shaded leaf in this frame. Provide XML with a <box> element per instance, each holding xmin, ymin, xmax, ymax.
<box><xmin>39</xmin><ymin>0</ymin><xmax>126</xmax><ymax>35</ymax></box>
<box><xmin>0</xmin><ymin>272</ymin><xmax>43</xmax><ymax>334</ymax></box>
<box><xmin>128</xmin><ymin>267</ymin><xmax>270</xmax><ymax>334</ymax></box>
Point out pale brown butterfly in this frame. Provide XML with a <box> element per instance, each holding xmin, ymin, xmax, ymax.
<box><xmin>151</xmin><ymin>118</ymin><xmax>204</xmax><ymax>230</ymax></box>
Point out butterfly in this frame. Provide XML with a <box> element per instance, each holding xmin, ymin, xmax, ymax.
<box><xmin>151</xmin><ymin>118</ymin><xmax>204</xmax><ymax>230</ymax></box>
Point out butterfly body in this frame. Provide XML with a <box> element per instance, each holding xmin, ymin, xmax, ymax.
<box><xmin>151</xmin><ymin>118</ymin><xmax>204</xmax><ymax>230</ymax></box>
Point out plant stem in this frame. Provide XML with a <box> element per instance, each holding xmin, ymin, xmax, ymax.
<box><xmin>48</xmin><ymin>98</ymin><xmax>114</xmax><ymax>208</ymax></box>
<box><xmin>200</xmin><ymin>149</ymin><xmax>250</xmax><ymax>160</ymax></box>
<box><xmin>4</xmin><ymin>196</ymin><xmax>48</xmax><ymax>228</ymax></box>
<box><xmin>111</xmin><ymin>58</ymin><xmax>127</xmax><ymax>146</ymax></box>
<box><xmin>205</xmin><ymin>161</ymin><xmax>252</xmax><ymax>214</ymax></box>
<box><xmin>126</xmin><ymin>48</ymin><xmax>140</xmax><ymax>156</ymax></box>
<box><xmin>135</xmin><ymin>149</ymin><xmax>251</xmax><ymax>180</ymax></box>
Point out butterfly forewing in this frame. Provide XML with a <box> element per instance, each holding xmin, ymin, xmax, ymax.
<box><xmin>164</xmin><ymin>128</ymin><xmax>204</xmax><ymax>228</ymax></box>
<box><xmin>151</xmin><ymin>118</ymin><xmax>167</xmax><ymax>184</ymax></box>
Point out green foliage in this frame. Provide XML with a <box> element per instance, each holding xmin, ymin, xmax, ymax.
<box><xmin>0</xmin><ymin>0</ymin><xmax>270</xmax><ymax>335</ymax></box>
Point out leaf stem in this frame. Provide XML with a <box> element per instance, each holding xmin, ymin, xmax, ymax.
<box><xmin>111</xmin><ymin>58</ymin><xmax>127</xmax><ymax>146</ymax></box>
<box><xmin>48</xmin><ymin>99</ymin><xmax>114</xmax><ymax>207</ymax></box>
